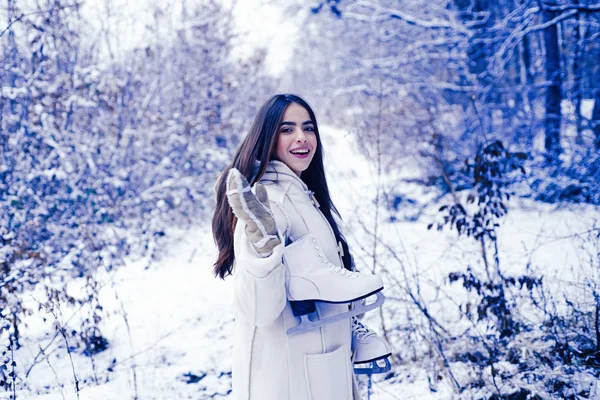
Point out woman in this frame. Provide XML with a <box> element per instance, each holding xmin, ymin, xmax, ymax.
<box><xmin>212</xmin><ymin>94</ymin><xmax>390</xmax><ymax>400</ymax></box>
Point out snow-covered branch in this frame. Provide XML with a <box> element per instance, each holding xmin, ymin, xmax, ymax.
<box><xmin>343</xmin><ymin>0</ymin><xmax>470</xmax><ymax>34</ymax></box>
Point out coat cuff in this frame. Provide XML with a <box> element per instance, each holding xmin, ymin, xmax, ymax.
<box><xmin>242</xmin><ymin>235</ymin><xmax>285</xmax><ymax>278</ymax></box>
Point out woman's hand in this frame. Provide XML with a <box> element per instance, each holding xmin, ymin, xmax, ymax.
<box><xmin>226</xmin><ymin>168</ymin><xmax>281</xmax><ymax>257</ymax></box>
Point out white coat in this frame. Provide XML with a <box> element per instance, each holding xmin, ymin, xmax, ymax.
<box><xmin>231</xmin><ymin>160</ymin><xmax>360</xmax><ymax>400</ymax></box>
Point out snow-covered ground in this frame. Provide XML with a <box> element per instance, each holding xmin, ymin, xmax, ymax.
<box><xmin>8</xmin><ymin>124</ymin><xmax>600</xmax><ymax>399</ymax></box>
<box><xmin>12</xmin><ymin>227</ymin><xmax>234</xmax><ymax>400</ymax></box>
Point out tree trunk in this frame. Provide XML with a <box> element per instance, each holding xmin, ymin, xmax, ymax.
<box><xmin>593</xmin><ymin>89</ymin><xmax>600</xmax><ymax>149</ymax></box>
<box><xmin>543</xmin><ymin>4</ymin><xmax>563</xmax><ymax>161</ymax></box>
<box><xmin>572</xmin><ymin>2</ymin><xmax>584</xmax><ymax>143</ymax></box>
<box><xmin>522</xmin><ymin>30</ymin><xmax>534</xmax><ymax>89</ymax></box>
<box><xmin>594</xmin><ymin>35</ymin><xmax>600</xmax><ymax>149</ymax></box>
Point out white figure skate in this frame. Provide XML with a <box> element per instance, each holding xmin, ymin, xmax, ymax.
<box><xmin>284</xmin><ymin>234</ymin><xmax>385</xmax><ymax>335</ymax></box>
<box><xmin>352</xmin><ymin>317</ymin><xmax>392</xmax><ymax>375</ymax></box>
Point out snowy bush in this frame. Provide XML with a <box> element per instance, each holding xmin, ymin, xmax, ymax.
<box><xmin>1</xmin><ymin>0</ymin><xmax>273</xmax><ymax>394</ymax></box>
<box><xmin>423</xmin><ymin>141</ymin><xmax>600</xmax><ymax>398</ymax></box>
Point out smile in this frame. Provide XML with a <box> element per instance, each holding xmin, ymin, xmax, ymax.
<box><xmin>290</xmin><ymin>148</ymin><xmax>311</xmax><ymax>159</ymax></box>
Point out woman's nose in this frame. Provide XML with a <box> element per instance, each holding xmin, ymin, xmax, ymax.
<box><xmin>295</xmin><ymin>129</ymin><xmax>307</xmax><ymax>142</ymax></box>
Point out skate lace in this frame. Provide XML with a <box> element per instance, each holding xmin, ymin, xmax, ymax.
<box><xmin>352</xmin><ymin>318</ymin><xmax>375</xmax><ymax>340</ymax></box>
<box><xmin>327</xmin><ymin>263</ymin><xmax>360</xmax><ymax>278</ymax></box>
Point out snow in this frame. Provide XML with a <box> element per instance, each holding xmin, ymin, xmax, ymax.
<box><xmin>79</xmin><ymin>0</ymin><xmax>300</xmax><ymax>78</ymax></box>
<box><xmin>8</xmin><ymin>123</ymin><xmax>599</xmax><ymax>399</ymax></box>
<box><xmin>4</xmin><ymin>1</ymin><xmax>599</xmax><ymax>396</ymax></box>
<box><xmin>14</xmin><ymin>228</ymin><xmax>234</xmax><ymax>400</ymax></box>
<box><xmin>228</xmin><ymin>0</ymin><xmax>302</xmax><ymax>77</ymax></box>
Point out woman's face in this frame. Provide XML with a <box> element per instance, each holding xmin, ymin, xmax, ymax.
<box><xmin>273</xmin><ymin>103</ymin><xmax>318</xmax><ymax>177</ymax></box>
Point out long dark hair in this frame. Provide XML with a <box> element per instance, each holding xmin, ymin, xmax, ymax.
<box><xmin>211</xmin><ymin>94</ymin><xmax>354</xmax><ymax>279</ymax></box>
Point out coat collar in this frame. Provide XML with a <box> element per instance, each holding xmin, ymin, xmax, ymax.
<box><xmin>260</xmin><ymin>160</ymin><xmax>309</xmax><ymax>191</ymax></box>
<box><xmin>259</xmin><ymin>160</ymin><xmax>321</xmax><ymax>208</ymax></box>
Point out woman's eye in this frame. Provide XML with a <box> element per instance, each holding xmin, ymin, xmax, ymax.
<box><xmin>280</xmin><ymin>127</ymin><xmax>292</xmax><ymax>133</ymax></box>
<box><xmin>305</xmin><ymin>126</ymin><xmax>314</xmax><ymax>132</ymax></box>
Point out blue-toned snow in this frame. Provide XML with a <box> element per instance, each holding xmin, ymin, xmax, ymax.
<box><xmin>9</xmin><ymin>124</ymin><xmax>600</xmax><ymax>400</ymax></box>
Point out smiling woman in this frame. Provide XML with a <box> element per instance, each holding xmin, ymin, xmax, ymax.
<box><xmin>210</xmin><ymin>94</ymin><xmax>391</xmax><ymax>400</ymax></box>
<box><xmin>274</xmin><ymin>103</ymin><xmax>318</xmax><ymax>176</ymax></box>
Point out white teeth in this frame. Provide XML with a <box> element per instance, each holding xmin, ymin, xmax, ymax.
<box><xmin>291</xmin><ymin>149</ymin><xmax>309</xmax><ymax>154</ymax></box>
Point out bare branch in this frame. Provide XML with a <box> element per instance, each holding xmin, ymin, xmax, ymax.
<box><xmin>0</xmin><ymin>3</ymin><xmax>80</xmax><ymax>39</ymax></box>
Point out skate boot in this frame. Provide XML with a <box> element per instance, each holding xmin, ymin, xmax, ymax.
<box><xmin>352</xmin><ymin>317</ymin><xmax>392</xmax><ymax>375</ymax></box>
<box><xmin>284</xmin><ymin>234</ymin><xmax>385</xmax><ymax>335</ymax></box>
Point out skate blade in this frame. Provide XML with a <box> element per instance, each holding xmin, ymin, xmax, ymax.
<box><xmin>354</xmin><ymin>352</ymin><xmax>392</xmax><ymax>365</ymax></box>
<box><xmin>353</xmin><ymin>357</ymin><xmax>392</xmax><ymax>375</ymax></box>
<box><xmin>286</xmin><ymin>292</ymin><xmax>386</xmax><ymax>336</ymax></box>
<box><xmin>288</xmin><ymin>287</ymin><xmax>384</xmax><ymax>305</ymax></box>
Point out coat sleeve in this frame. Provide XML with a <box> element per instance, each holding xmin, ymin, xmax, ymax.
<box><xmin>232</xmin><ymin>195</ymin><xmax>291</xmax><ymax>327</ymax></box>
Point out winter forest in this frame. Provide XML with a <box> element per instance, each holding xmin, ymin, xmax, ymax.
<box><xmin>1</xmin><ymin>0</ymin><xmax>600</xmax><ymax>398</ymax></box>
